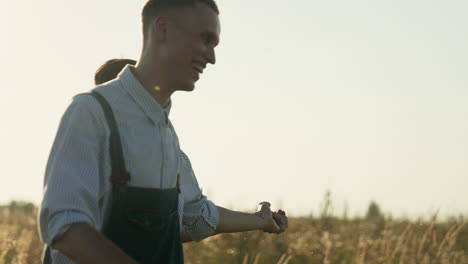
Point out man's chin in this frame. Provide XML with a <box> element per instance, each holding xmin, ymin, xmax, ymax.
<box><xmin>178</xmin><ymin>82</ymin><xmax>196</xmax><ymax>92</ymax></box>
<box><xmin>171</xmin><ymin>80</ymin><xmax>196</xmax><ymax>92</ymax></box>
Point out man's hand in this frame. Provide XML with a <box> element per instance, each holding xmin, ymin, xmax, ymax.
<box><xmin>214</xmin><ymin>204</ymin><xmax>288</xmax><ymax>236</ymax></box>
<box><xmin>255</xmin><ymin>202</ymin><xmax>288</xmax><ymax>234</ymax></box>
<box><xmin>272</xmin><ymin>209</ymin><xmax>288</xmax><ymax>232</ymax></box>
<box><xmin>53</xmin><ymin>222</ymin><xmax>138</xmax><ymax>264</ymax></box>
<box><xmin>181</xmin><ymin>232</ymin><xmax>192</xmax><ymax>243</ymax></box>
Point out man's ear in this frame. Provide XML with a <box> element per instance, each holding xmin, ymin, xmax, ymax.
<box><xmin>152</xmin><ymin>16</ymin><xmax>169</xmax><ymax>42</ymax></box>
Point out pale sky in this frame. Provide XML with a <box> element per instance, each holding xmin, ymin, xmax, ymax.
<box><xmin>1</xmin><ymin>0</ymin><xmax>467</xmax><ymax>218</ymax></box>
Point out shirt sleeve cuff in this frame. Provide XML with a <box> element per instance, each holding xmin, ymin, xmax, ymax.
<box><xmin>183</xmin><ymin>198</ymin><xmax>219</xmax><ymax>242</ymax></box>
<box><xmin>46</xmin><ymin>211</ymin><xmax>94</xmax><ymax>247</ymax></box>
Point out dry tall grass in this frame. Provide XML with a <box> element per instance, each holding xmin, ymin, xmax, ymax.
<box><xmin>184</xmin><ymin>215</ymin><xmax>467</xmax><ymax>264</ymax></box>
<box><xmin>0</xmin><ymin>203</ymin><xmax>466</xmax><ymax>264</ymax></box>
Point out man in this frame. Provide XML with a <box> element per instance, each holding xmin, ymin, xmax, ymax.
<box><xmin>39</xmin><ymin>1</ymin><xmax>288</xmax><ymax>263</ymax></box>
<box><xmin>94</xmin><ymin>58</ymin><xmax>285</xmax><ymax>244</ymax></box>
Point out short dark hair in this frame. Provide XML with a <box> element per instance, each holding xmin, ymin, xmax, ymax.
<box><xmin>94</xmin><ymin>58</ymin><xmax>137</xmax><ymax>85</ymax></box>
<box><xmin>141</xmin><ymin>0</ymin><xmax>219</xmax><ymax>40</ymax></box>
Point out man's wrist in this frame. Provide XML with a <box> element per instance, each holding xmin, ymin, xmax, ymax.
<box><xmin>253</xmin><ymin>211</ymin><xmax>266</xmax><ymax>231</ymax></box>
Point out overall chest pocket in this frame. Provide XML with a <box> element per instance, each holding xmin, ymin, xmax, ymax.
<box><xmin>125</xmin><ymin>208</ymin><xmax>178</xmax><ymax>232</ymax></box>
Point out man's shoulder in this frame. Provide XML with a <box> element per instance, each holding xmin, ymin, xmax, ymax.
<box><xmin>92</xmin><ymin>79</ymin><xmax>125</xmax><ymax>99</ymax></box>
<box><xmin>72</xmin><ymin>79</ymin><xmax>126</xmax><ymax>106</ymax></box>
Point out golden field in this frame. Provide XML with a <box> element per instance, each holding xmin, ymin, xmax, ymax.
<box><xmin>0</xmin><ymin>201</ymin><xmax>466</xmax><ymax>264</ymax></box>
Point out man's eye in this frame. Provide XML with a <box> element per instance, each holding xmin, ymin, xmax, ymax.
<box><xmin>201</xmin><ymin>34</ymin><xmax>211</xmax><ymax>44</ymax></box>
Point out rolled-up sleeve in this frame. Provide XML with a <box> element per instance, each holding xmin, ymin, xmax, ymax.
<box><xmin>39</xmin><ymin>95</ymin><xmax>108</xmax><ymax>246</ymax></box>
<box><xmin>179</xmin><ymin>150</ymin><xmax>219</xmax><ymax>242</ymax></box>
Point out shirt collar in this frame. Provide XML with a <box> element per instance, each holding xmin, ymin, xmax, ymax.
<box><xmin>164</xmin><ymin>101</ymin><xmax>172</xmax><ymax>116</ymax></box>
<box><xmin>118</xmin><ymin>65</ymin><xmax>172</xmax><ymax>123</ymax></box>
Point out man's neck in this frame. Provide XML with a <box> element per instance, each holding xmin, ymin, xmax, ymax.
<box><xmin>131</xmin><ymin>64</ymin><xmax>172</xmax><ymax>108</ymax></box>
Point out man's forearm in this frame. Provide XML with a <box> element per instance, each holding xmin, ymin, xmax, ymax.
<box><xmin>53</xmin><ymin>222</ymin><xmax>138</xmax><ymax>264</ymax></box>
<box><xmin>214</xmin><ymin>206</ymin><xmax>264</xmax><ymax>234</ymax></box>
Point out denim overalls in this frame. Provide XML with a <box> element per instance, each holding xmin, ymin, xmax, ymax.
<box><xmin>43</xmin><ymin>92</ymin><xmax>184</xmax><ymax>263</ymax></box>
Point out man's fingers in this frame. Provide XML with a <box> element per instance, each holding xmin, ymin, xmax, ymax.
<box><xmin>259</xmin><ymin>201</ymin><xmax>271</xmax><ymax>207</ymax></box>
<box><xmin>274</xmin><ymin>213</ymin><xmax>287</xmax><ymax>223</ymax></box>
<box><xmin>256</xmin><ymin>202</ymin><xmax>288</xmax><ymax>234</ymax></box>
<box><xmin>272</xmin><ymin>213</ymin><xmax>284</xmax><ymax>225</ymax></box>
<box><xmin>257</xmin><ymin>202</ymin><xmax>272</xmax><ymax>213</ymax></box>
<box><xmin>271</xmin><ymin>213</ymin><xmax>287</xmax><ymax>233</ymax></box>
<box><xmin>271</xmin><ymin>218</ymin><xmax>281</xmax><ymax>233</ymax></box>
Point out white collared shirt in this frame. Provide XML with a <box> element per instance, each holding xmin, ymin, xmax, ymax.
<box><xmin>39</xmin><ymin>65</ymin><xmax>219</xmax><ymax>263</ymax></box>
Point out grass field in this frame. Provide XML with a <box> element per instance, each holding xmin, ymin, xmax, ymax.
<box><xmin>1</xmin><ymin>201</ymin><xmax>466</xmax><ymax>264</ymax></box>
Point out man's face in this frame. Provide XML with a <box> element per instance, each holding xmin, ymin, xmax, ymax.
<box><xmin>163</xmin><ymin>3</ymin><xmax>220</xmax><ymax>92</ymax></box>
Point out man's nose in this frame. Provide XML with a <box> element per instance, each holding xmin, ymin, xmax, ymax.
<box><xmin>206</xmin><ymin>48</ymin><xmax>216</xmax><ymax>65</ymax></box>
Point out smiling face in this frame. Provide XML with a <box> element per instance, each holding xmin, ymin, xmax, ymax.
<box><xmin>158</xmin><ymin>3</ymin><xmax>220</xmax><ymax>92</ymax></box>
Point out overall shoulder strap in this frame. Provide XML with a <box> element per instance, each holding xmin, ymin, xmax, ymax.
<box><xmin>88</xmin><ymin>91</ymin><xmax>130</xmax><ymax>185</ymax></box>
<box><xmin>42</xmin><ymin>92</ymin><xmax>130</xmax><ymax>264</ymax></box>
